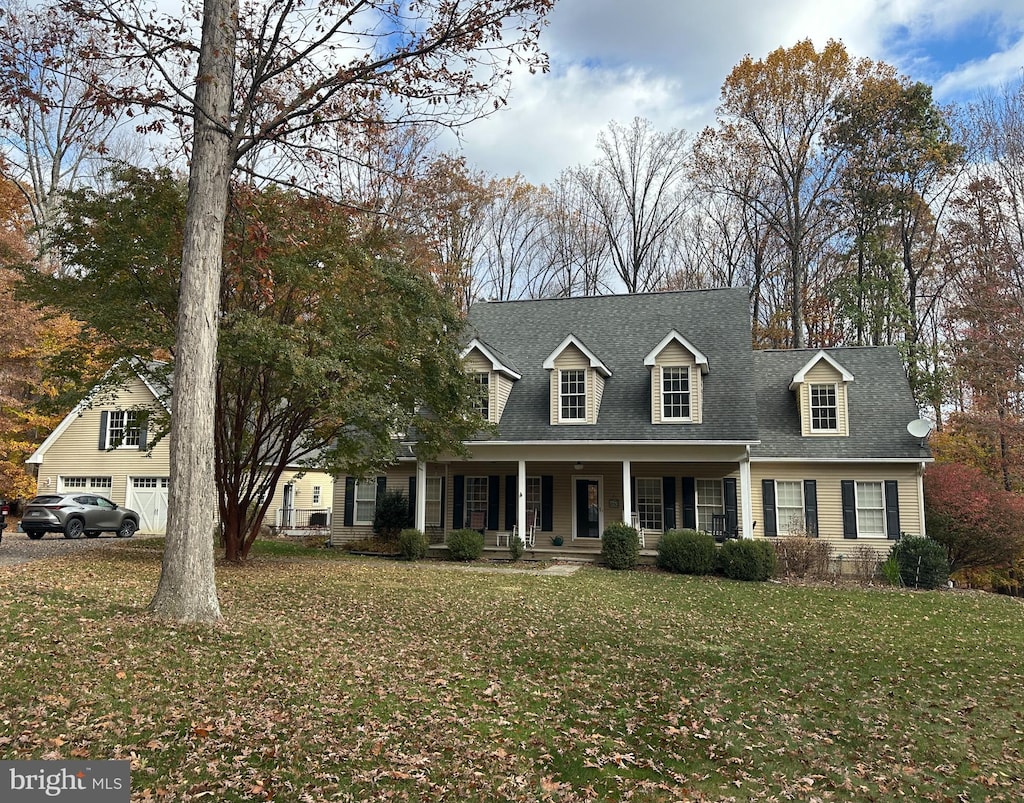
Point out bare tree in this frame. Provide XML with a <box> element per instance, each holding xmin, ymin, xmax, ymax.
<box><xmin>541</xmin><ymin>171</ymin><xmax>610</xmax><ymax>297</ymax></box>
<box><xmin>69</xmin><ymin>0</ymin><xmax>554</xmax><ymax>623</ymax></box>
<box><xmin>572</xmin><ymin>117</ymin><xmax>691</xmax><ymax>293</ymax></box>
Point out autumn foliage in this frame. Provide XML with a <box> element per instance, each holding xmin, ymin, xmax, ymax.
<box><xmin>923</xmin><ymin>461</ymin><xmax>1024</xmax><ymax>574</ymax></box>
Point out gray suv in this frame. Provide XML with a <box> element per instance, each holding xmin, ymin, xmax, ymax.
<box><xmin>21</xmin><ymin>494</ymin><xmax>139</xmax><ymax>540</ymax></box>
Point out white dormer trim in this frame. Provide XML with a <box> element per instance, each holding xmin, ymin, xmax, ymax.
<box><xmin>543</xmin><ymin>335</ymin><xmax>611</xmax><ymax>377</ymax></box>
<box><xmin>789</xmin><ymin>350</ymin><xmax>855</xmax><ymax>390</ymax></box>
<box><xmin>644</xmin><ymin>330</ymin><xmax>709</xmax><ymax>374</ymax></box>
<box><xmin>460</xmin><ymin>338</ymin><xmax>522</xmax><ymax>380</ymax></box>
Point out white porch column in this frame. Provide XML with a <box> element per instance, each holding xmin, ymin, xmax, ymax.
<box><xmin>517</xmin><ymin>459</ymin><xmax>527</xmax><ymax>540</ymax></box>
<box><xmin>415</xmin><ymin>460</ymin><xmax>427</xmax><ymax>533</ymax></box>
<box><xmin>740</xmin><ymin>447</ymin><xmax>754</xmax><ymax>539</ymax></box>
<box><xmin>621</xmin><ymin>459</ymin><xmax>632</xmax><ymax>526</ymax></box>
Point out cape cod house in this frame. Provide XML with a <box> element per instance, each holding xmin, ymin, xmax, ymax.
<box><xmin>330</xmin><ymin>288</ymin><xmax>931</xmax><ymax>560</ymax></box>
<box><xmin>25</xmin><ymin>362</ymin><xmax>333</xmax><ymax>535</ymax></box>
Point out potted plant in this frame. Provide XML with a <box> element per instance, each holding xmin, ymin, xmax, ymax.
<box><xmin>551</xmin><ymin>535</ymin><xmax>564</xmax><ymax>547</ymax></box>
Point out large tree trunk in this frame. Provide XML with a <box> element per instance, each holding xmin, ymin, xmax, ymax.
<box><xmin>149</xmin><ymin>0</ymin><xmax>237</xmax><ymax>623</ymax></box>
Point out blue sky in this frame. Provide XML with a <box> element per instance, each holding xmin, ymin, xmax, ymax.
<box><xmin>442</xmin><ymin>0</ymin><xmax>1024</xmax><ymax>185</ymax></box>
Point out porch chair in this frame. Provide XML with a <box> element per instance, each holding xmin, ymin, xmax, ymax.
<box><xmin>710</xmin><ymin>513</ymin><xmax>728</xmax><ymax>543</ymax></box>
<box><xmin>630</xmin><ymin>512</ymin><xmax>646</xmax><ymax>549</ymax></box>
<box><xmin>513</xmin><ymin>509</ymin><xmax>538</xmax><ymax>548</ymax></box>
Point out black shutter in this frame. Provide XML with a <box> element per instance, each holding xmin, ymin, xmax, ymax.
<box><xmin>376</xmin><ymin>476</ymin><xmax>387</xmax><ymax>499</ymax></box>
<box><xmin>440</xmin><ymin>477</ymin><xmax>446</xmax><ymax>529</ymax></box>
<box><xmin>681</xmin><ymin>477</ymin><xmax>696</xmax><ymax>529</ymax></box>
<box><xmin>487</xmin><ymin>475</ymin><xmax>500</xmax><ymax>530</ymax></box>
<box><xmin>138</xmin><ymin>415</ymin><xmax>148</xmax><ymax>451</ymax></box>
<box><xmin>343</xmin><ymin>477</ymin><xmax>355</xmax><ymax>526</ymax></box>
<box><xmin>884</xmin><ymin>480</ymin><xmax>900</xmax><ymax>539</ymax></box>
<box><xmin>541</xmin><ymin>475</ymin><xmax>553</xmax><ymax>531</ymax></box>
<box><xmin>452</xmin><ymin>475</ymin><xmax>464</xmax><ymax>529</ymax></box>
<box><xmin>724</xmin><ymin>477</ymin><xmax>738</xmax><ymax>535</ymax></box>
<box><xmin>662</xmin><ymin>477</ymin><xmax>676</xmax><ymax>531</ymax></box>
<box><xmin>98</xmin><ymin>411</ymin><xmax>108</xmax><ymax>450</ymax></box>
<box><xmin>803</xmin><ymin>480</ymin><xmax>818</xmax><ymax>536</ymax></box>
<box><xmin>761</xmin><ymin>479</ymin><xmax>777</xmax><ymax>537</ymax></box>
<box><xmin>841</xmin><ymin>480</ymin><xmax>857</xmax><ymax>539</ymax></box>
<box><xmin>505</xmin><ymin>475</ymin><xmax>516</xmax><ymax>529</ymax></box>
<box><xmin>408</xmin><ymin>476</ymin><xmax>416</xmax><ymax>524</ymax></box>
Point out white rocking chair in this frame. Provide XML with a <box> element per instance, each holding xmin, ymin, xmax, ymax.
<box><xmin>630</xmin><ymin>512</ymin><xmax>646</xmax><ymax>549</ymax></box>
<box><xmin>513</xmin><ymin>509</ymin><xmax>538</xmax><ymax>548</ymax></box>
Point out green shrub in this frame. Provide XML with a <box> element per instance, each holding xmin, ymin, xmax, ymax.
<box><xmin>397</xmin><ymin>528</ymin><xmax>428</xmax><ymax>561</ymax></box>
<box><xmin>446</xmin><ymin>528</ymin><xmax>484</xmax><ymax>562</ymax></box>
<box><xmin>716</xmin><ymin>538</ymin><xmax>776</xmax><ymax>581</ymax></box>
<box><xmin>508</xmin><ymin>532</ymin><xmax>524</xmax><ymax>561</ymax></box>
<box><xmin>373</xmin><ymin>490</ymin><xmax>410</xmax><ymax>541</ymax></box>
<box><xmin>657</xmin><ymin>528</ymin><xmax>716</xmax><ymax>575</ymax></box>
<box><xmin>889</xmin><ymin>536</ymin><xmax>949</xmax><ymax>590</ymax></box>
<box><xmin>601</xmin><ymin>521</ymin><xmax>640</xmax><ymax>570</ymax></box>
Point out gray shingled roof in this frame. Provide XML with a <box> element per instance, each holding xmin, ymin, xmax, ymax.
<box><xmin>464</xmin><ymin>288</ymin><xmax>760</xmax><ymax>443</ymax></box>
<box><xmin>751</xmin><ymin>347</ymin><xmax>930</xmax><ymax>460</ymax></box>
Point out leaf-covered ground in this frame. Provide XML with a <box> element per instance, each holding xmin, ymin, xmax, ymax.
<box><xmin>1</xmin><ymin>540</ymin><xmax>1022</xmax><ymax>801</ymax></box>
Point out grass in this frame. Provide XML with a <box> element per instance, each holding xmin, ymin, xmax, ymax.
<box><xmin>1</xmin><ymin>539</ymin><xmax>1022</xmax><ymax>801</ymax></box>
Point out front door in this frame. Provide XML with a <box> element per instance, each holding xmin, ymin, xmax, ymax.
<box><xmin>282</xmin><ymin>484</ymin><xmax>295</xmax><ymax>527</ymax></box>
<box><xmin>574</xmin><ymin>478</ymin><xmax>601</xmax><ymax>539</ymax></box>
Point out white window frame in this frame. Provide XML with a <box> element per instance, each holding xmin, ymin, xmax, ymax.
<box><xmin>60</xmin><ymin>476</ymin><xmax>112</xmax><ymax>493</ymax></box>
<box><xmin>353</xmin><ymin>480</ymin><xmax>378</xmax><ymax>526</ymax></box>
<box><xmin>855</xmin><ymin>481</ymin><xmax>886</xmax><ymax>538</ymax></box>
<box><xmin>635</xmin><ymin>477</ymin><xmax>663</xmax><ymax>532</ymax></box>
<box><xmin>559</xmin><ymin>369</ymin><xmax>587</xmax><ymax>423</ymax></box>
<box><xmin>473</xmin><ymin>372</ymin><xmax>490</xmax><ymax>420</ymax></box>
<box><xmin>809</xmin><ymin>383</ymin><xmax>839</xmax><ymax>432</ymax></box>
<box><xmin>661</xmin><ymin>365</ymin><xmax>692</xmax><ymax>421</ymax></box>
<box><xmin>312</xmin><ymin>485</ymin><xmax>322</xmax><ymax>505</ymax></box>
<box><xmin>107</xmin><ymin>410</ymin><xmax>141</xmax><ymax>448</ymax></box>
<box><xmin>425</xmin><ymin>477</ymin><xmax>443</xmax><ymax>528</ymax></box>
<box><xmin>695</xmin><ymin>479</ymin><xmax>723</xmax><ymax>532</ymax></box>
<box><xmin>775</xmin><ymin>480</ymin><xmax>805</xmax><ymax>535</ymax></box>
<box><xmin>464</xmin><ymin>477</ymin><xmax>489</xmax><ymax>529</ymax></box>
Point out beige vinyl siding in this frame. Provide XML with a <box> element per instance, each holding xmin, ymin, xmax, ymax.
<box><xmin>34</xmin><ymin>375</ymin><xmax>168</xmax><ymax>511</ymax></box>
<box><xmin>549</xmin><ymin>346</ymin><xmax>601</xmax><ymax>424</ymax></box>
<box><xmin>750</xmin><ymin>462</ymin><xmax>922</xmax><ymax>556</ymax></box>
<box><xmin>269</xmin><ymin>470</ymin><xmax>334</xmax><ymax>516</ymax></box>
<box><xmin>330</xmin><ymin>467</ymin><xmax>424</xmax><ymax>546</ymax></box>
<box><xmin>495</xmin><ymin>373</ymin><xmax>514</xmax><ymax>421</ymax></box>
<box><xmin>650</xmin><ymin>342</ymin><xmax>702</xmax><ymax>424</ymax></box>
<box><xmin>798</xmin><ymin>362</ymin><xmax>849</xmax><ymax>437</ymax></box>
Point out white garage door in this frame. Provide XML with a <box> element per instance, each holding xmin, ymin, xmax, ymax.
<box><xmin>127</xmin><ymin>477</ymin><xmax>169</xmax><ymax>533</ymax></box>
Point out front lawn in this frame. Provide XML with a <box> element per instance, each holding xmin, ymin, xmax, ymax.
<box><xmin>1</xmin><ymin>541</ymin><xmax>1022</xmax><ymax>801</ymax></box>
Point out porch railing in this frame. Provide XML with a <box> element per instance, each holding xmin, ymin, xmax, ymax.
<box><xmin>275</xmin><ymin>507</ymin><xmax>332</xmax><ymax>530</ymax></box>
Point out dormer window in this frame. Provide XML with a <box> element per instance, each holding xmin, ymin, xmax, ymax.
<box><xmin>473</xmin><ymin>372</ymin><xmax>490</xmax><ymax>420</ymax></box>
<box><xmin>661</xmin><ymin>366</ymin><xmax>691</xmax><ymax>421</ymax></box>
<box><xmin>809</xmin><ymin>383</ymin><xmax>838</xmax><ymax>431</ymax></box>
<box><xmin>560</xmin><ymin>369</ymin><xmax>587</xmax><ymax>422</ymax></box>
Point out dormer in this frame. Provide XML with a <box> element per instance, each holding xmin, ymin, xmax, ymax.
<box><xmin>543</xmin><ymin>335</ymin><xmax>611</xmax><ymax>425</ymax></box>
<box><xmin>460</xmin><ymin>338</ymin><xmax>521</xmax><ymax>424</ymax></box>
<box><xmin>789</xmin><ymin>350</ymin><xmax>854</xmax><ymax>436</ymax></box>
<box><xmin>644</xmin><ymin>330</ymin><xmax>709</xmax><ymax>424</ymax></box>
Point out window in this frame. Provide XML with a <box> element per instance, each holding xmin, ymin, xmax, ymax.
<box><xmin>635</xmin><ymin>478</ymin><xmax>663</xmax><ymax>531</ymax></box>
<box><xmin>425</xmin><ymin>477</ymin><xmax>443</xmax><ymax>527</ymax></box>
<box><xmin>559</xmin><ymin>369</ymin><xmax>586</xmax><ymax>421</ymax></box>
<box><xmin>312</xmin><ymin>485</ymin><xmax>322</xmax><ymax>505</ymax></box>
<box><xmin>61</xmin><ymin>476</ymin><xmax>112</xmax><ymax>493</ymax></box>
<box><xmin>106</xmin><ymin>410</ymin><xmax>141</xmax><ymax>448</ymax></box>
<box><xmin>856</xmin><ymin>481</ymin><xmax>885</xmax><ymax>537</ymax></box>
<box><xmin>354</xmin><ymin>480</ymin><xmax>378</xmax><ymax>526</ymax></box>
<box><xmin>661</xmin><ymin>366</ymin><xmax>691</xmax><ymax>420</ymax></box>
<box><xmin>695</xmin><ymin>479</ymin><xmax>723</xmax><ymax>532</ymax></box>
<box><xmin>465</xmin><ymin>477</ymin><xmax>489</xmax><ymax>529</ymax></box>
<box><xmin>809</xmin><ymin>384</ymin><xmax>838</xmax><ymax>431</ymax></box>
<box><xmin>526</xmin><ymin>476</ymin><xmax>542</xmax><ymax>525</ymax></box>
<box><xmin>473</xmin><ymin>372</ymin><xmax>490</xmax><ymax>420</ymax></box>
<box><xmin>775</xmin><ymin>481</ymin><xmax>805</xmax><ymax>534</ymax></box>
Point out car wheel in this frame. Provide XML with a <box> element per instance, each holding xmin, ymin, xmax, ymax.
<box><xmin>26</xmin><ymin>531</ymin><xmax>44</xmax><ymax>540</ymax></box>
<box><xmin>85</xmin><ymin>531</ymin><xmax>100</xmax><ymax>539</ymax></box>
<box><xmin>117</xmin><ymin>520</ymin><xmax>137</xmax><ymax>538</ymax></box>
<box><xmin>63</xmin><ymin>518</ymin><xmax>85</xmax><ymax>539</ymax></box>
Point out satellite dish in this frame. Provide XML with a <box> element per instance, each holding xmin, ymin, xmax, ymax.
<box><xmin>907</xmin><ymin>418</ymin><xmax>934</xmax><ymax>439</ymax></box>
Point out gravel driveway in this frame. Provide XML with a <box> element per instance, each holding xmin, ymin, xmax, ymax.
<box><xmin>0</xmin><ymin>527</ymin><xmax>138</xmax><ymax>567</ymax></box>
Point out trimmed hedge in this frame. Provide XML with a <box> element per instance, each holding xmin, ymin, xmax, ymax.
<box><xmin>397</xmin><ymin>528</ymin><xmax>428</xmax><ymax>561</ymax></box>
<box><xmin>716</xmin><ymin>538</ymin><xmax>777</xmax><ymax>581</ymax></box>
<box><xmin>657</xmin><ymin>528</ymin><xmax>716</xmax><ymax>575</ymax></box>
<box><xmin>446</xmin><ymin>528</ymin><xmax>484</xmax><ymax>562</ymax></box>
<box><xmin>601</xmin><ymin>521</ymin><xmax>640</xmax><ymax>570</ymax></box>
<box><xmin>889</xmin><ymin>536</ymin><xmax>949</xmax><ymax>590</ymax></box>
